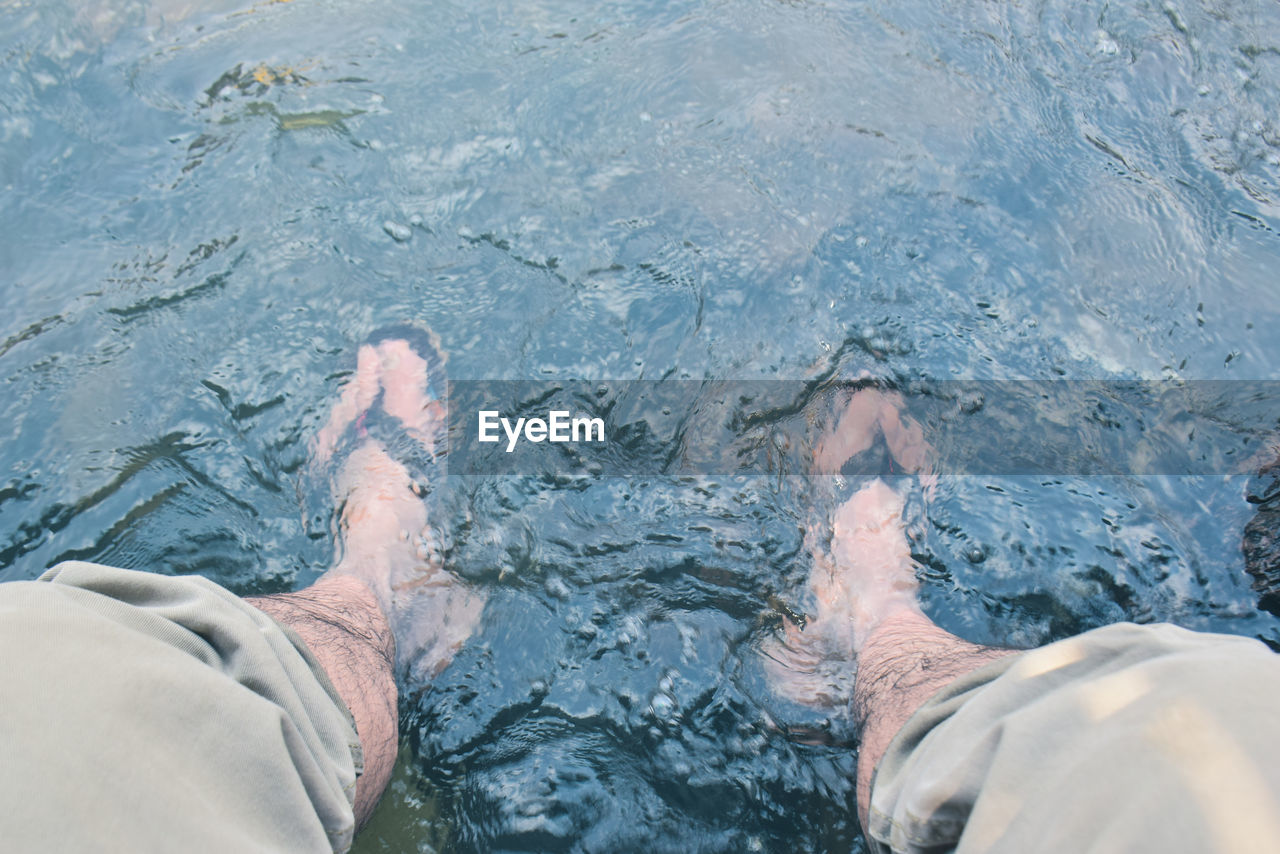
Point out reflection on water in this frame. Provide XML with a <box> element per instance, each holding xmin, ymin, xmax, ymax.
<box><xmin>2</xmin><ymin>0</ymin><xmax>1279</xmax><ymax>850</ymax></box>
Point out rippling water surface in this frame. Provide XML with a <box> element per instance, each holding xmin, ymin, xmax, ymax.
<box><xmin>3</xmin><ymin>1</ymin><xmax>1280</xmax><ymax>851</ymax></box>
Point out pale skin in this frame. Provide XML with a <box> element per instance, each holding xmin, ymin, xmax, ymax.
<box><xmin>247</xmin><ymin>338</ymin><xmax>482</xmax><ymax>827</ymax></box>
<box><xmin>770</xmin><ymin>389</ymin><xmax>1016</xmax><ymax>832</ymax></box>
<box><xmin>240</xmin><ymin>363</ymin><xmax>1010</xmax><ymax>837</ymax></box>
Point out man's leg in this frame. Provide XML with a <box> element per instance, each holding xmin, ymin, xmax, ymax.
<box><xmin>851</xmin><ymin>611</ymin><xmax>1013</xmax><ymax>829</ymax></box>
<box><xmin>0</xmin><ymin>333</ymin><xmax>484</xmax><ymax>852</ymax></box>
<box><xmin>770</xmin><ymin>390</ymin><xmax>1280</xmax><ymax>854</ymax></box>
<box><xmin>248</xmin><ymin>336</ymin><xmax>483</xmax><ymax>826</ymax></box>
<box><xmin>247</xmin><ymin>574</ymin><xmax>396</xmax><ymax>827</ymax></box>
<box><xmin>769</xmin><ymin>389</ymin><xmax>1015</xmax><ymax>825</ymax></box>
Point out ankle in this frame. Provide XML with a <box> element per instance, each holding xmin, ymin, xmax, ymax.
<box><xmin>851</xmin><ymin>598</ymin><xmax>926</xmax><ymax>649</ymax></box>
<box><xmin>856</xmin><ymin>611</ymin><xmax>1008</xmax><ymax>723</ymax></box>
<box><xmin>852</xmin><ymin>611</ymin><xmax>1015</xmax><ymax>827</ymax></box>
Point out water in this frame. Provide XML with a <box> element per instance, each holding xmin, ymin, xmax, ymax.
<box><xmin>3</xmin><ymin>0</ymin><xmax>1280</xmax><ymax>851</ymax></box>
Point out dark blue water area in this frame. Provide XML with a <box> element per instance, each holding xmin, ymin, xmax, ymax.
<box><xmin>3</xmin><ymin>1</ymin><xmax>1280</xmax><ymax>851</ymax></box>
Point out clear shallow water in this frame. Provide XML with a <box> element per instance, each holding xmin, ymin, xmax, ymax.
<box><xmin>3</xmin><ymin>0</ymin><xmax>1280</xmax><ymax>851</ymax></box>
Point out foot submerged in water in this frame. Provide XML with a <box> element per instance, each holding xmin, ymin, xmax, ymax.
<box><xmin>764</xmin><ymin>389</ymin><xmax>926</xmax><ymax>710</ymax></box>
<box><xmin>763</xmin><ymin>478</ymin><xmax>922</xmax><ymax>709</ymax></box>
<box><xmin>315</xmin><ymin>329</ymin><xmax>484</xmax><ymax>683</ymax></box>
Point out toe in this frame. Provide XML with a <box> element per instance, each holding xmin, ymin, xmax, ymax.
<box><xmin>377</xmin><ymin>340</ymin><xmax>442</xmax><ymax>444</ymax></box>
<box><xmin>814</xmin><ymin>389</ymin><xmax>884</xmax><ymax>473</ymax></box>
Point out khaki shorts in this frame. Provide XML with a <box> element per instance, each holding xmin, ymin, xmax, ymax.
<box><xmin>0</xmin><ymin>562</ymin><xmax>361</xmax><ymax>853</ymax></box>
<box><xmin>867</xmin><ymin>622</ymin><xmax>1280</xmax><ymax>854</ymax></box>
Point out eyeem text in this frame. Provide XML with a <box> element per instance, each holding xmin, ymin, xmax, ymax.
<box><xmin>477</xmin><ymin>410</ymin><xmax>606</xmax><ymax>452</ymax></box>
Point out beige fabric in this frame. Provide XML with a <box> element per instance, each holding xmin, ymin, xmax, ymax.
<box><xmin>0</xmin><ymin>562</ymin><xmax>361</xmax><ymax>853</ymax></box>
<box><xmin>867</xmin><ymin>622</ymin><xmax>1280</xmax><ymax>854</ymax></box>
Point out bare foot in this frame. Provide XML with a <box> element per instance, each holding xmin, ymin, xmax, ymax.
<box><xmin>765</xmin><ymin>390</ymin><xmax>927</xmax><ymax>707</ymax></box>
<box><xmin>312</xmin><ymin>343</ymin><xmax>382</xmax><ymax>465</ymax></box>
<box><xmin>767</xmin><ymin>388</ymin><xmax>1015</xmax><ymax>836</ymax></box>
<box><xmin>311</xmin><ymin>334</ymin><xmax>448</xmax><ymax>465</ymax></box>
<box><xmin>763</xmin><ymin>479</ymin><xmax>922</xmax><ymax>708</ymax></box>
<box><xmin>814</xmin><ymin>387</ymin><xmax>937</xmax><ymax>497</ymax></box>
<box><xmin>828</xmin><ymin>479</ymin><xmax>923</xmax><ymax>646</ymax></box>
<box><xmin>247</xmin><ymin>331</ymin><xmax>482</xmax><ymax>829</ymax></box>
<box><xmin>321</xmin><ymin>333</ymin><xmax>484</xmax><ymax>683</ymax></box>
<box><xmin>374</xmin><ymin>338</ymin><xmax>448</xmax><ymax>457</ymax></box>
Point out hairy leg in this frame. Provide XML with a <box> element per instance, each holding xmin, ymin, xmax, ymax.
<box><xmin>246</xmin><ymin>438</ymin><xmax>413</xmax><ymax>828</ymax></box>
<box><xmin>852</xmin><ymin>611</ymin><xmax>1014</xmax><ymax>828</ymax></box>
<box><xmin>831</xmin><ymin>480</ymin><xmax>1015</xmax><ymax>826</ymax></box>
<box><xmin>248</xmin><ymin>575</ymin><xmax>396</xmax><ymax>826</ymax></box>
<box><xmin>248</xmin><ymin>332</ymin><xmax>483</xmax><ymax>827</ymax></box>
<box><xmin>771</xmin><ymin>389</ymin><xmax>1015</xmax><ymax>832</ymax></box>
